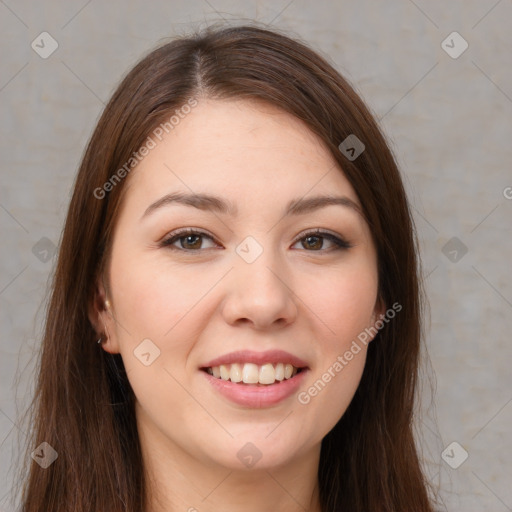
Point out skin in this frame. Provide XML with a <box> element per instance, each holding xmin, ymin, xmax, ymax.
<box><xmin>92</xmin><ymin>98</ymin><xmax>384</xmax><ymax>512</ymax></box>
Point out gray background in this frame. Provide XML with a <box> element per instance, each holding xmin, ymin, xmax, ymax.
<box><xmin>1</xmin><ymin>1</ymin><xmax>511</xmax><ymax>510</ymax></box>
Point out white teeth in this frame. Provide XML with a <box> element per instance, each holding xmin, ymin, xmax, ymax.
<box><xmin>220</xmin><ymin>364</ymin><xmax>230</xmax><ymax>381</ymax></box>
<box><xmin>206</xmin><ymin>362</ymin><xmax>302</xmax><ymax>385</ymax></box>
<box><xmin>259</xmin><ymin>363</ymin><xmax>276</xmax><ymax>385</ymax></box>
<box><xmin>242</xmin><ymin>363</ymin><xmax>260</xmax><ymax>384</ymax></box>
<box><xmin>230</xmin><ymin>363</ymin><xmax>242</xmax><ymax>383</ymax></box>
<box><xmin>275</xmin><ymin>362</ymin><xmax>285</xmax><ymax>381</ymax></box>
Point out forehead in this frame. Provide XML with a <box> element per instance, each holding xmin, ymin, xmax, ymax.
<box><xmin>125</xmin><ymin>98</ymin><xmax>360</xmax><ymax>210</ymax></box>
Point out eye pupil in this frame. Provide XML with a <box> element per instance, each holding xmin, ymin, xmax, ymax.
<box><xmin>183</xmin><ymin>235</ymin><xmax>201</xmax><ymax>249</ymax></box>
<box><xmin>304</xmin><ymin>235</ymin><xmax>322</xmax><ymax>250</ymax></box>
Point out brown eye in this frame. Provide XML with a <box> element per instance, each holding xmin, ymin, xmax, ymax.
<box><xmin>180</xmin><ymin>234</ymin><xmax>203</xmax><ymax>250</ymax></box>
<box><xmin>161</xmin><ymin>229</ymin><xmax>218</xmax><ymax>251</ymax></box>
<box><xmin>302</xmin><ymin>235</ymin><xmax>323</xmax><ymax>250</ymax></box>
<box><xmin>292</xmin><ymin>230</ymin><xmax>352</xmax><ymax>252</ymax></box>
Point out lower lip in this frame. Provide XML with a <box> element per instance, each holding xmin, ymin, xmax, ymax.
<box><xmin>202</xmin><ymin>369</ymin><xmax>308</xmax><ymax>408</ymax></box>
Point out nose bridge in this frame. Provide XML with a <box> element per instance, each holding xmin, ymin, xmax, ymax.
<box><xmin>223</xmin><ymin>235</ymin><xmax>297</xmax><ymax>328</ymax></box>
<box><xmin>237</xmin><ymin>244</ymin><xmax>282</xmax><ymax>292</ymax></box>
<box><xmin>235</xmin><ymin>236</ymin><xmax>287</xmax><ymax>298</ymax></box>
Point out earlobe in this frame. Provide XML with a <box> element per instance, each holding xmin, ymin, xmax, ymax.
<box><xmin>368</xmin><ymin>296</ymin><xmax>387</xmax><ymax>343</ymax></box>
<box><xmin>88</xmin><ymin>281</ymin><xmax>119</xmax><ymax>353</ymax></box>
<box><xmin>374</xmin><ymin>295</ymin><xmax>386</xmax><ymax>321</ymax></box>
<box><xmin>88</xmin><ymin>280</ymin><xmax>111</xmax><ymax>341</ymax></box>
<box><xmin>87</xmin><ymin>280</ymin><xmax>109</xmax><ymax>335</ymax></box>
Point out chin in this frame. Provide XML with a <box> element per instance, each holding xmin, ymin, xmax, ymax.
<box><xmin>196</xmin><ymin>430</ymin><xmax>312</xmax><ymax>472</ymax></box>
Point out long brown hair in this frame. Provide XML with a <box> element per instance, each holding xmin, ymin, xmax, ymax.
<box><xmin>16</xmin><ymin>23</ymin><xmax>435</xmax><ymax>511</ymax></box>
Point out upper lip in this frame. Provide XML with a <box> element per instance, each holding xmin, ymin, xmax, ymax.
<box><xmin>201</xmin><ymin>350</ymin><xmax>309</xmax><ymax>369</ymax></box>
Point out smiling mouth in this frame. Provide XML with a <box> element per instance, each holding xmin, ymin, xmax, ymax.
<box><xmin>201</xmin><ymin>362</ymin><xmax>305</xmax><ymax>385</ymax></box>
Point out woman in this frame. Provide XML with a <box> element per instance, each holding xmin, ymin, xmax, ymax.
<box><xmin>18</xmin><ymin>24</ymin><xmax>435</xmax><ymax>511</ymax></box>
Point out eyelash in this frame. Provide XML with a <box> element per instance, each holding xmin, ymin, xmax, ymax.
<box><xmin>159</xmin><ymin>228</ymin><xmax>352</xmax><ymax>253</ymax></box>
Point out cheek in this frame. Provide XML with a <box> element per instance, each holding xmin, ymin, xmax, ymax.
<box><xmin>109</xmin><ymin>248</ymin><xmax>217</xmax><ymax>341</ymax></box>
<box><xmin>108</xmin><ymin>250</ymin><xmax>203</xmax><ymax>429</ymax></box>
<box><xmin>303</xmin><ymin>261</ymin><xmax>378</xmax><ymax>344</ymax></box>
<box><xmin>301</xmin><ymin>347</ymin><xmax>368</xmax><ymax>442</ymax></box>
<box><xmin>107</xmin><ymin>250</ymin><xmax>221</xmax><ymax>399</ymax></box>
<box><xmin>294</xmin><ymin>261</ymin><xmax>377</xmax><ymax>433</ymax></box>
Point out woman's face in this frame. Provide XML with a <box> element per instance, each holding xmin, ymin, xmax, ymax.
<box><xmin>99</xmin><ymin>98</ymin><xmax>382</xmax><ymax>472</ymax></box>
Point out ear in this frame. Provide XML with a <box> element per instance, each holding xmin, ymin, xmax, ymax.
<box><xmin>368</xmin><ymin>295</ymin><xmax>387</xmax><ymax>342</ymax></box>
<box><xmin>88</xmin><ymin>278</ymin><xmax>120</xmax><ymax>354</ymax></box>
<box><xmin>371</xmin><ymin>296</ymin><xmax>386</xmax><ymax>323</ymax></box>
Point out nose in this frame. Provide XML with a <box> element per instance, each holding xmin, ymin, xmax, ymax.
<box><xmin>221</xmin><ymin>248</ymin><xmax>298</xmax><ymax>330</ymax></box>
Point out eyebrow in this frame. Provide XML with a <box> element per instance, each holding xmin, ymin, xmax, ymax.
<box><xmin>141</xmin><ymin>192</ymin><xmax>362</xmax><ymax>219</ymax></box>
